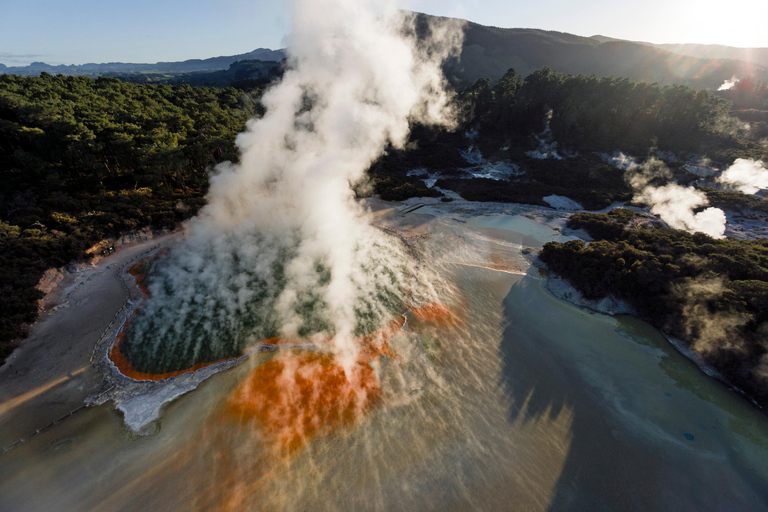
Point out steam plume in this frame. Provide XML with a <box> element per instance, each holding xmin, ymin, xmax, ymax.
<box><xmin>718</xmin><ymin>76</ymin><xmax>740</xmax><ymax>91</ymax></box>
<box><xmin>606</xmin><ymin>152</ymin><xmax>726</xmax><ymax>238</ymax></box>
<box><xmin>673</xmin><ymin>277</ymin><xmax>750</xmax><ymax>356</ymax></box>
<box><xmin>718</xmin><ymin>158</ymin><xmax>768</xmax><ymax>194</ymax></box>
<box><xmin>121</xmin><ymin>2</ymin><xmax>464</xmax><ymax>372</ymax></box>
<box><xmin>601</xmin><ymin>151</ymin><xmax>641</xmax><ymax>171</ymax></box>
<box><xmin>526</xmin><ymin>109</ymin><xmax>570</xmax><ymax>160</ymax></box>
<box><xmin>636</xmin><ymin>184</ymin><xmax>726</xmax><ymax>238</ymax></box>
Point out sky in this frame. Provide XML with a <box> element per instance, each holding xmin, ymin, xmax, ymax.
<box><xmin>1</xmin><ymin>0</ymin><xmax>767</xmax><ymax>66</ymax></box>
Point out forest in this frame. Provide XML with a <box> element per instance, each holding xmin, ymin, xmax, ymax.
<box><xmin>0</xmin><ymin>74</ymin><xmax>256</xmax><ymax>360</ymax></box>
<box><xmin>461</xmin><ymin>67</ymin><xmax>765</xmax><ymax>158</ymax></box>
<box><xmin>540</xmin><ymin>210</ymin><xmax>768</xmax><ymax>409</ymax></box>
<box><xmin>372</xmin><ymin>67</ymin><xmax>767</xmax><ymax>208</ymax></box>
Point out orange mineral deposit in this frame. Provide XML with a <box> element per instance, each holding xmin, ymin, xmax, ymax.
<box><xmin>411</xmin><ymin>302</ymin><xmax>458</xmax><ymax>325</ymax></box>
<box><xmin>128</xmin><ymin>260</ymin><xmax>152</xmax><ymax>296</ymax></box>
<box><xmin>226</xmin><ymin>352</ymin><xmax>380</xmax><ymax>452</ymax></box>
<box><xmin>108</xmin><ymin>333</ymin><xmax>239</xmax><ymax>381</ymax></box>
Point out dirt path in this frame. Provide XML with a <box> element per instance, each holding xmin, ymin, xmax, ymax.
<box><xmin>0</xmin><ymin>232</ymin><xmax>180</xmax><ymax>447</ymax></box>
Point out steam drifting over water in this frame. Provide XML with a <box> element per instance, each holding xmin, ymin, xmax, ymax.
<box><xmin>121</xmin><ymin>2</ymin><xmax>464</xmax><ymax>373</ymax></box>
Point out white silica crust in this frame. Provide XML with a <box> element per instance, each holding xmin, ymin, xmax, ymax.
<box><xmin>543</xmin><ymin>194</ymin><xmax>584</xmax><ymax>211</ymax></box>
<box><xmin>545</xmin><ymin>274</ymin><xmax>634</xmax><ymax>316</ymax></box>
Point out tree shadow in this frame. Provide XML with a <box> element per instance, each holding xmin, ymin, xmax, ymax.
<box><xmin>500</xmin><ymin>278</ymin><xmax>578</xmax><ymax>425</ymax></box>
<box><xmin>499</xmin><ymin>277</ymin><xmax>653</xmax><ymax>511</ymax></box>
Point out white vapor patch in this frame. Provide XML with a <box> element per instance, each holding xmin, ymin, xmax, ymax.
<box><xmin>460</xmin><ymin>145</ymin><xmax>521</xmax><ymax>180</ymax></box>
<box><xmin>718</xmin><ymin>158</ymin><xmax>768</xmax><ymax>194</ymax></box>
<box><xmin>600</xmin><ymin>151</ymin><xmax>641</xmax><ymax>171</ymax></box>
<box><xmin>526</xmin><ymin>109</ymin><xmax>574</xmax><ymax>160</ymax></box>
<box><xmin>607</xmin><ymin>153</ymin><xmax>726</xmax><ymax>238</ymax></box>
<box><xmin>122</xmin><ymin>2</ymin><xmax>464</xmax><ymax>372</ymax></box>
<box><xmin>718</xmin><ymin>76</ymin><xmax>740</xmax><ymax>91</ymax></box>
<box><xmin>636</xmin><ymin>184</ymin><xmax>726</xmax><ymax>238</ymax></box>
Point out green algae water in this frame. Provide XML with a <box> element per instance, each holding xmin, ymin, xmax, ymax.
<box><xmin>120</xmin><ymin>234</ymin><xmax>409</xmax><ymax>374</ymax></box>
<box><xmin>500</xmin><ymin>273</ymin><xmax>768</xmax><ymax>510</ymax></box>
<box><xmin>2</xmin><ymin>212</ymin><xmax>767</xmax><ymax>511</ymax></box>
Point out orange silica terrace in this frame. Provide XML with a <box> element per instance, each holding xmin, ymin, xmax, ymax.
<box><xmin>223</xmin><ymin>306</ymin><xmax>459</xmax><ymax>453</ymax></box>
<box><xmin>225</xmin><ymin>350</ymin><xmax>382</xmax><ymax>452</ymax></box>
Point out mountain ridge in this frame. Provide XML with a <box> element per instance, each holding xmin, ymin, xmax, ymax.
<box><xmin>654</xmin><ymin>43</ymin><xmax>768</xmax><ymax>69</ymax></box>
<box><xmin>0</xmin><ymin>48</ymin><xmax>287</xmax><ymax>76</ymax></box>
<box><xmin>434</xmin><ymin>15</ymin><xmax>768</xmax><ymax>88</ymax></box>
<box><xmin>4</xmin><ymin>14</ymin><xmax>768</xmax><ymax>90</ymax></box>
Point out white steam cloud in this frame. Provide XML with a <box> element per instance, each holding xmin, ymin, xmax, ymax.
<box><xmin>122</xmin><ymin>2</ymin><xmax>464</xmax><ymax>371</ymax></box>
<box><xmin>606</xmin><ymin>153</ymin><xmax>726</xmax><ymax>238</ymax></box>
<box><xmin>636</xmin><ymin>184</ymin><xmax>726</xmax><ymax>238</ymax></box>
<box><xmin>718</xmin><ymin>158</ymin><xmax>768</xmax><ymax>194</ymax></box>
<box><xmin>718</xmin><ymin>76</ymin><xmax>740</xmax><ymax>91</ymax></box>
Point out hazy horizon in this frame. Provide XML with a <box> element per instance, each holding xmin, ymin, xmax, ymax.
<box><xmin>2</xmin><ymin>0</ymin><xmax>767</xmax><ymax>67</ymax></box>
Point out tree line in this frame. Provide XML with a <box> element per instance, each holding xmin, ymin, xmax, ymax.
<box><xmin>461</xmin><ymin>67</ymin><xmax>765</xmax><ymax>159</ymax></box>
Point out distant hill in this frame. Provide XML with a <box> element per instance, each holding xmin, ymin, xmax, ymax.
<box><xmin>654</xmin><ymin>43</ymin><xmax>768</xmax><ymax>70</ymax></box>
<box><xmin>423</xmin><ymin>14</ymin><xmax>768</xmax><ymax>89</ymax></box>
<box><xmin>0</xmin><ymin>48</ymin><xmax>286</xmax><ymax>77</ymax></box>
<box><xmin>589</xmin><ymin>35</ymin><xmax>622</xmax><ymax>44</ymax></box>
<box><xmin>589</xmin><ymin>37</ymin><xmax>768</xmax><ymax>74</ymax></box>
<box><xmin>113</xmin><ymin>59</ymin><xmax>284</xmax><ymax>89</ymax></box>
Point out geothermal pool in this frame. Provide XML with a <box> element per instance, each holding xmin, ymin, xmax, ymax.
<box><xmin>2</xmin><ymin>209</ymin><xmax>768</xmax><ymax>511</ymax></box>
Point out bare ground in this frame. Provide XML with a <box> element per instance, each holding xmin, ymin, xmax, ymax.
<box><xmin>0</xmin><ymin>232</ymin><xmax>180</xmax><ymax>448</ymax></box>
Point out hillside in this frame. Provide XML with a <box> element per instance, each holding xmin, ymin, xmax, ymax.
<box><xmin>425</xmin><ymin>14</ymin><xmax>768</xmax><ymax>89</ymax></box>
<box><xmin>656</xmin><ymin>43</ymin><xmax>768</xmax><ymax>69</ymax></box>
<box><xmin>112</xmin><ymin>59</ymin><xmax>284</xmax><ymax>89</ymax></box>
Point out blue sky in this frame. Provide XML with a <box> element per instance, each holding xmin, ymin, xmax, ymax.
<box><xmin>2</xmin><ymin>0</ymin><xmax>767</xmax><ymax>66</ymax></box>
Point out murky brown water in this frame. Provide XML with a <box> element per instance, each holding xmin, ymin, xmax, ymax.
<box><xmin>2</xmin><ymin>215</ymin><xmax>767</xmax><ymax>511</ymax></box>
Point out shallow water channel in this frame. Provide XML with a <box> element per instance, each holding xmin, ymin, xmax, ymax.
<box><xmin>1</xmin><ymin>213</ymin><xmax>767</xmax><ymax>511</ymax></box>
